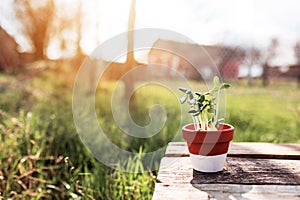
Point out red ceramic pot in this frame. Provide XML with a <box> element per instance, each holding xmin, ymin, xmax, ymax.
<box><xmin>182</xmin><ymin>123</ymin><xmax>234</xmax><ymax>172</ymax></box>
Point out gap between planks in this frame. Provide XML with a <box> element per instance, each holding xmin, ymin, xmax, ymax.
<box><xmin>165</xmin><ymin>142</ymin><xmax>300</xmax><ymax>159</ymax></box>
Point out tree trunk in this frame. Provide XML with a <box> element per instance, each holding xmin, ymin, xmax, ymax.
<box><xmin>262</xmin><ymin>63</ymin><xmax>269</xmax><ymax>87</ymax></box>
<box><xmin>124</xmin><ymin>0</ymin><xmax>136</xmax><ymax>99</ymax></box>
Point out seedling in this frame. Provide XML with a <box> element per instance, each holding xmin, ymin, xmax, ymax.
<box><xmin>179</xmin><ymin>76</ymin><xmax>230</xmax><ymax>131</ymax></box>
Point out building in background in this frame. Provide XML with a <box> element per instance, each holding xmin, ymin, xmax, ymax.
<box><xmin>148</xmin><ymin>39</ymin><xmax>244</xmax><ymax>80</ymax></box>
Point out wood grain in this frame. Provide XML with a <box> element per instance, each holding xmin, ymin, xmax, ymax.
<box><xmin>152</xmin><ymin>183</ymin><xmax>300</xmax><ymax>200</ymax></box>
<box><xmin>165</xmin><ymin>142</ymin><xmax>300</xmax><ymax>159</ymax></box>
<box><xmin>153</xmin><ymin>142</ymin><xmax>300</xmax><ymax>199</ymax></box>
<box><xmin>157</xmin><ymin>157</ymin><xmax>300</xmax><ymax>185</ymax></box>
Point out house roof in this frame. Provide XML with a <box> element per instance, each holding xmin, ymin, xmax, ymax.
<box><xmin>149</xmin><ymin>39</ymin><xmax>223</xmax><ymax>67</ymax></box>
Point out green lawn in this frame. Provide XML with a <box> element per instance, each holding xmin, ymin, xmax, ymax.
<box><xmin>227</xmin><ymin>80</ymin><xmax>300</xmax><ymax>143</ymax></box>
<box><xmin>0</xmin><ymin>66</ymin><xmax>299</xmax><ymax>199</ymax></box>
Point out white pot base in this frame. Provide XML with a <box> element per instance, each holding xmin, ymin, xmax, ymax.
<box><xmin>190</xmin><ymin>153</ymin><xmax>227</xmax><ymax>173</ymax></box>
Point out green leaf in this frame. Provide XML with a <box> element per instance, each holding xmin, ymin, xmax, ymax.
<box><xmin>188</xmin><ymin>99</ymin><xmax>195</xmax><ymax>105</ymax></box>
<box><xmin>199</xmin><ymin>94</ymin><xmax>205</xmax><ymax>102</ymax></box>
<box><xmin>197</xmin><ymin>103</ymin><xmax>203</xmax><ymax>108</ymax></box>
<box><xmin>208</xmin><ymin>108</ymin><xmax>214</xmax><ymax>113</ymax></box>
<box><xmin>188</xmin><ymin>92</ymin><xmax>194</xmax><ymax>100</ymax></box>
<box><xmin>179</xmin><ymin>87</ymin><xmax>188</xmax><ymax>93</ymax></box>
<box><xmin>180</xmin><ymin>95</ymin><xmax>188</xmax><ymax>104</ymax></box>
<box><xmin>188</xmin><ymin>109</ymin><xmax>199</xmax><ymax>114</ymax></box>
<box><xmin>192</xmin><ymin>112</ymin><xmax>200</xmax><ymax>116</ymax></box>
<box><xmin>221</xmin><ymin>83</ymin><xmax>231</xmax><ymax>89</ymax></box>
<box><xmin>200</xmin><ymin>104</ymin><xmax>208</xmax><ymax>111</ymax></box>
<box><xmin>214</xmin><ymin>76</ymin><xmax>221</xmax><ymax>86</ymax></box>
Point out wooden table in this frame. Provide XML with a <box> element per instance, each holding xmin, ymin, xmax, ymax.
<box><xmin>152</xmin><ymin>142</ymin><xmax>300</xmax><ymax>200</ymax></box>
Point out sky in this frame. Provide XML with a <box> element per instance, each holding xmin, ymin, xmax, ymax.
<box><xmin>1</xmin><ymin>0</ymin><xmax>300</xmax><ymax>65</ymax></box>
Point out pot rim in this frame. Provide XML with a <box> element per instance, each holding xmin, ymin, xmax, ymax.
<box><xmin>182</xmin><ymin>123</ymin><xmax>234</xmax><ymax>133</ymax></box>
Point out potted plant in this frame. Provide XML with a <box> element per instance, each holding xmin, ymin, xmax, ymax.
<box><xmin>179</xmin><ymin>76</ymin><xmax>234</xmax><ymax>173</ymax></box>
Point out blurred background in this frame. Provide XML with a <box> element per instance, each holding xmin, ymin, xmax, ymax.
<box><xmin>1</xmin><ymin>0</ymin><xmax>300</xmax><ymax>81</ymax></box>
<box><xmin>0</xmin><ymin>0</ymin><xmax>299</xmax><ymax>199</ymax></box>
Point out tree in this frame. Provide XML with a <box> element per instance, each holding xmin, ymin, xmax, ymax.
<box><xmin>294</xmin><ymin>41</ymin><xmax>300</xmax><ymax>65</ymax></box>
<box><xmin>14</xmin><ymin>0</ymin><xmax>55</xmax><ymax>60</ymax></box>
<box><xmin>14</xmin><ymin>0</ymin><xmax>85</xmax><ymax>61</ymax></box>
<box><xmin>52</xmin><ymin>0</ymin><xmax>84</xmax><ymax>59</ymax></box>
<box><xmin>262</xmin><ymin>38</ymin><xmax>279</xmax><ymax>86</ymax></box>
<box><xmin>124</xmin><ymin>0</ymin><xmax>137</xmax><ymax>99</ymax></box>
<box><xmin>246</xmin><ymin>47</ymin><xmax>261</xmax><ymax>86</ymax></box>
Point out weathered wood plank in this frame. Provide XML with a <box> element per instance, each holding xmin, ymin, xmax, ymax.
<box><xmin>165</xmin><ymin>142</ymin><xmax>300</xmax><ymax>159</ymax></box>
<box><xmin>152</xmin><ymin>183</ymin><xmax>300</xmax><ymax>200</ymax></box>
<box><xmin>157</xmin><ymin>157</ymin><xmax>300</xmax><ymax>185</ymax></box>
<box><xmin>152</xmin><ymin>183</ymin><xmax>209</xmax><ymax>200</ymax></box>
<box><xmin>153</xmin><ymin>142</ymin><xmax>300</xmax><ymax>199</ymax></box>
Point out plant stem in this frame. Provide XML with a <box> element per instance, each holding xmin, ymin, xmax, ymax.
<box><xmin>197</xmin><ymin>115</ymin><xmax>201</xmax><ymax>131</ymax></box>
<box><xmin>214</xmin><ymin>90</ymin><xmax>220</xmax><ymax>127</ymax></box>
<box><xmin>192</xmin><ymin>116</ymin><xmax>197</xmax><ymax>130</ymax></box>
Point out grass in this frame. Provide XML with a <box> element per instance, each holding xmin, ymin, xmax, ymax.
<box><xmin>0</xmin><ymin>68</ymin><xmax>158</xmax><ymax>199</ymax></box>
<box><xmin>226</xmin><ymin>80</ymin><xmax>300</xmax><ymax>143</ymax></box>
<box><xmin>0</xmin><ymin>65</ymin><xmax>299</xmax><ymax>199</ymax></box>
